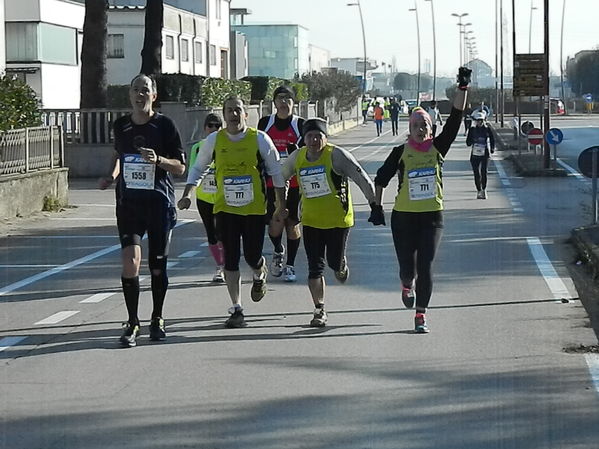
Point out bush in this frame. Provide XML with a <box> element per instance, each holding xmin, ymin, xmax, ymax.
<box><xmin>0</xmin><ymin>75</ymin><xmax>42</xmax><ymax>131</ymax></box>
<box><xmin>200</xmin><ymin>78</ymin><xmax>251</xmax><ymax>107</ymax></box>
<box><xmin>298</xmin><ymin>71</ymin><xmax>361</xmax><ymax>112</ymax></box>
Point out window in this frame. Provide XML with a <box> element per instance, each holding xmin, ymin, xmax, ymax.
<box><xmin>181</xmin><ymin>38</ymin><xmax>189</xmax><ymax>62</ymax></box>
<box><xmin>209</xmin><ymin>45</ymin><xmax>216</xmax><ymax>65</ymax></box>
<box><xmin>194</xmin><ymin>41</ymin><xmax>202</xmax><ymax>63</ymax></box>
<box><xmin>216</xmin><ymin>0</ymin><xmax>222</xmax><ymax>20</ymax></box>
<box><xmin>165</xmin><ymin>35</ymin><xmax>174</xmax><ymax>60</ymax></box>
<box><xmin>107</xmin><ymin>34</ymin><xmax>124</xmax><ymax>59</ymax></box>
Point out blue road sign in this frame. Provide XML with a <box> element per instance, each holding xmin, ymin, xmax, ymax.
<box><xmin>583</xmin><ymin>93</ymin><xmax>593</xmax><ymax>103</ymax></box>
<box><xmin>546</xmin><ymin>128</ymin><xmax>564</xmax><ymax>145</ymax></box>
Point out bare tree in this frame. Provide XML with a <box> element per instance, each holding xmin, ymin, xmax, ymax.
<box><xmin>140</xmin><ymin>0</ymin><xmax>164</xmax><ymax>75</ymax></box>
<box><xmin>80</xmin><ymin>0</ymin><xmax>108</xmax><ymax>108</ymax></box>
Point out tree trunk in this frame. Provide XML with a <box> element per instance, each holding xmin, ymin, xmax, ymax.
<box><xmin>140</xmin><ymin>0</ymin><xmax>164</xmax><ymax>75</ymax></box>
<box><xmin>80</xmin><ymin>0</ymin><xmax>108</xmax><ymax>108</ymax></box>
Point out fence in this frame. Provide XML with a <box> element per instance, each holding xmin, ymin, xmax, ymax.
<box><xmin>41</xmin><ymin>109</ymin><xmax>130</xmax><ymax>145</ymax></box>
<box><xmin>0</xmin><ymin>126</ymin><xmax>64</xmax><ymax>177</ymax></box>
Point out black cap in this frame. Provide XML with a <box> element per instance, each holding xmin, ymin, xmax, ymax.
<box><xmin>303</xmin><ymin>118</ymin><xmax>328</xmax><ymax>137</ymax></box>
<box><xmin>273</xmin><ymin>85</ymin><xmax>295</xmax><ymax>100</ymax></box>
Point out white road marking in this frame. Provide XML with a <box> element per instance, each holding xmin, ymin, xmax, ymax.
<box><xmin>80</xmin><ymin>292</ymin><xmax>114</xmax><ymax>304</ymax></box>
<box><xmin>167</xmin><ymin>261</ymin><xmax>179</xmax><ymax>269</ymax></box>
<box><xmin>179</xmin><ymin>250</ymin><xmax>201</xmax><ymax>258</ymax></box>
<box><xmin>557</xmin><ymin>158</ymin><xmax>585</xmax><ymax>180</ymax></box>
<box><xmin>493</xmin><ymin>159</ymin><xmax>512</xmax><ymax>186</ymax></box>
<box><xmin>585</xmin><ymin>354</ymin><xmax>599</xmax><ymax>398</ymax></box>
<box><xmin>34</xmin><ymin>311</ymin><xmax>79</xmax><ymax>325</ymax></box>
<box><xmin>526</xmin><ymin>237</ymin><xmax>572</xmax><ymax>300</ymax></box>
<box><xmin>0</xmin><ymin>220</ymin><xmax>194</xmax><ymax>298</ymax></box>
<box><xmin>0</xmin><ymin>336</ymin><xmax>27</xmax><ymax>353</ymax></box>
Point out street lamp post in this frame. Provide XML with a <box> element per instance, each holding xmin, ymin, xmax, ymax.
<box><xmin>409</xmin><ymin>3</ymin><xmax>421</xmax><ymax>105</ymax></box>
<box><xmin>347</xmin><ymin>1</ymin><xmax>367</xmax><ymax>95</ymax></box>
<box><xmin>560</xmin><ymin>0</ymin><xmax>566</xmax><ymax>111</ymax></box>
<box><xmin>424</xmin><ymin>0</ymin><xmax>436</xmax><ymax>101</ymax></box>
<box><xmin>529</xmin><ymin>1</ymin><xmax>538</xmax><ymax>53</ymax></box>
<box><xmin>452</xmin><ymin>13</ymin><xmax>469</xmax><ymax>65</ymax></box>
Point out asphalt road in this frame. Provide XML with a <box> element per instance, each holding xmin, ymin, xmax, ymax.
<box><xmin>1</xmin><ymin>119</ymin><xmax>599</xmax><ymax>449</ymax></box>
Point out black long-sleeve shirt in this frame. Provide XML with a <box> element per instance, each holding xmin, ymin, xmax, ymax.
<box><xmin>374</xmin><ymin>107</ymin><xmax>463</xmax><ymax>188</ymax></box>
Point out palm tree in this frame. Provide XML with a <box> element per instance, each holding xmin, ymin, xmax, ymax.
<box><xmin>140</xmin><ymin>0</ymin><xmax>164</xmax><ymax>75</ymax></box>
<box><xmin>80</xmin><ymin>0</ymin><xmax>108</xmax><ymax>108</ymax></box>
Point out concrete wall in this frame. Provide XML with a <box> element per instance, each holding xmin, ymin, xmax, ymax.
<box><xmin>0</xmin><ymin>168</ymin><xmax>69</xmax><ymax>219</ymax></box>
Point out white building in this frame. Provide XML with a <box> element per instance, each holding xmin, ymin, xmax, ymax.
<box><xmin>4</xmin><ymin>0</ymin><xmax>84</xmax><ymax>108</ymax></box>
<box><xmin>308</xmin><ymin>44</ymin><xmax>330</xmax><ymax>73</ymax></box>
<box><xmin>106</xmin><ymin>0</ymin><xmax>231</xmax><ymax>85</ymax></box>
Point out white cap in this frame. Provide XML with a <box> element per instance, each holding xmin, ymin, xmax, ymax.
<box><xmin>472</xmin><ymin>111</ymin><xmax>486</xmax><ymax>120</ymax></box>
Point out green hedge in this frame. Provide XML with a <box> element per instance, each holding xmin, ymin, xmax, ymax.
<box><xmin>106</xmin><ymin>74</ymin><xmax>308</xmax><ymax>108</ymax></box>
<box><xmin>0</xmin><ymin>75</ymin><xmax>41</xmax><ymax>131</ymax></box>
<box><xmin>200</xmin><ymin>77</ymin><xmax>251</xmax><ymax>107</ymax></box>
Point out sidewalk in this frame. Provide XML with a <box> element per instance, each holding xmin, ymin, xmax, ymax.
<box><xmin>492</xmin><ymin>123</ymin><xmax>599</xmax><ymax>335</ymax></box>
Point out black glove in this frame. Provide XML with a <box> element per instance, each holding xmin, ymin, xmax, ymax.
<box><xmin>457</xmin><ymin>66</ymin><xmax>472</xmax><ymax>89</ymax></box>
<box><xmin>368</xmin><ymin>203</ymin><xmax>386</xmax><ymax>226</ymax></box>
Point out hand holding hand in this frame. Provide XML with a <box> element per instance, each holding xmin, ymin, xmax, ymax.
<box><xmin>368</xmin><ymin>203</ymin><xmax>386</xmax><ymax>226</ymax></box>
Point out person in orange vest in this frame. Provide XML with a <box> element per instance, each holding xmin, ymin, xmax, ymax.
<box><xmin>373</xmin><ymin>102</ymin><xmax>384</xmax><ymax>136</ymax></box>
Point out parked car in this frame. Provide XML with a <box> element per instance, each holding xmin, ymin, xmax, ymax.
<box><xmin>550</xmin><ymin>98</ymin><xmax>566</xmax><ymax>115</ymax></box>
<box><xmin>405</xmin><ymin>99</ymin><xmax>418</xmax><ymax>114</ymax></box>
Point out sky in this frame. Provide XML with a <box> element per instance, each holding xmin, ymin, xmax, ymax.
<box><xmin>229</xmin><ymin>0</ymin><xmax>599</xmax><ymax>78</ymax></box>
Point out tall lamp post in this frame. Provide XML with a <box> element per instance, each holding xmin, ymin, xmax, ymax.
<box><xmin>529</xmin><ymin>1</ymin><xmax>538</xmax><ymax>53</ymax></box>
<box><xmin>347</xmin><ymin>1</ymin><xmax>367</xmax><ymax>95</ymax></box>
<box><xmin>452</xmin><ymin>13</ymin><xmax>469</xmax><ymax>65</ymax></box>
<box><xmin>560</xmin><ymin>0</ymin><xmax>566</xmax><ymax>111</ymax></box>
<box><xmin>424</xmin><ymin>0</ymin><xmax>437</xmax><ymax>101</ymax></box>
<box><xmin>409</xmin><ymin>3</ymin><xmax>421</xmax><ymax>105</ymax></box>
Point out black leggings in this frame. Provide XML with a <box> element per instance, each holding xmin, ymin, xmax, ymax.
<box><xmin>470</xmin><ymin>155</ymin><xmax>489</xmax><ymax>191</ymax></box>
<box><xmin>196</xmin><ymin>199</ymin><xmax>219</xmax><ymax>245</ymax></box>
<box><xmin>391</xmin><ymin>210</ymin><xmax>443</xmax><ymax>310</ymax></box>
<box><xmin>215</xmin><ymin>212</ymin><xmax>265</xmax><ymax>271</ymax></box>
<box><xmin>303</xmin><ymin>226</ymin><xmax>350</xmax><ymax>279</ymax></box>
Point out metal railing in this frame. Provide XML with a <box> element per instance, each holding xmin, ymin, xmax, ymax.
<box><xmin>42</xmin><ymin>109</ymin><xmax>130</xmax><ymax>144</ymax></box>
<box><xmin>0</xmin><ymin>126</ymin><xmax>64</xmax><ymax>177</ymax></box>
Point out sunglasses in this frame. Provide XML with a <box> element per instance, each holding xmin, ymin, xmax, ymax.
<box><xmin>206</xmin><ymin>123</ymin><xmax>221</xmax><ymax>129</ymax></box>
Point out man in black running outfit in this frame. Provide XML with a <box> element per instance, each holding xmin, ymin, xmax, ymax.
<box><xmin>99</xmin><ymin>74</ymin><xmax>186</xmax><ymax>348</ymax></box>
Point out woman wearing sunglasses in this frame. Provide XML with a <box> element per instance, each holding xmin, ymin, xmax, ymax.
<box><xmin>184</xmin><ymin>113</ymin><xmax>225</xmax><ymax>282</ymax></box>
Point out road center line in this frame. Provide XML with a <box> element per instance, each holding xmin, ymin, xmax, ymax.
<box><xmin>80</xmin><ymin>292</ymin><xmax>114</xmax><ymax>304</ymax></box>
<box><xmin>526</xmin><ymin>237</ymin><xmax>572</xmax><ymax>300</ymax></box>
<box><xmin>35</xmin><ymin>311</ymin><xmax>79</xmax><ymax>325</ymax></box>
<box><xmin>0</xmin><ymin>336</ymin><xmax>27</xmax><ymax>353</ymax></box>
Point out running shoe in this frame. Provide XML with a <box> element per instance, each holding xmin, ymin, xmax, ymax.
<box><xmin>251</xmin><ymin>263</ymin><xmax>268</xmax><ymax>302</ymax></box>
<box><xmin>414</xmin><ymin>313</ymin><xmax>430</xmax><ymax>334</ymax></box>
<box><xmin>481</xmin><ymin>189</ymin><xmax>487</xmax><ymax>199</ymax></box>
<box><xmin>309</xmin><ymin>307</ymin><xmax>328</xmax><ymax>327</ymax></box>
<box><xmin>269</xmin><ymin>246</ymin><xmax>285</xmax><ymax>277</ymax></box>
<box><xmin>149</xmin><ymin>317</ymin><xmax>166</xmax><ymax>341</ymax></box>
<box><xmin>334</xmin><ymin>258</ymin><xmax>349</xmax><ymax>283</ymax></box>
<box><xmin>212</xmin><ymin>265</ymin><xmax>225</xmax><ymax>283</ymax></box>
<box><xmin>476</xmin><ymin>190</ymin><xmax>484</xmax><ymax>199</ymax></box>
<box><xmin>401</xmin><ymin>285</ymin><xmax>415</xmax><ymax>309</ymax></box>
<box><xmin>120</xmin><ymin>322</ymin><xmax>140</xmax><ymax>347</ymax></box>
<box><xmin>225</xmin><ymin>307</ymin><xmax>247</xmax><ymax>328</ymax></box>
<box><xmin>283</xmin><ymin>265</ymin><xmax>296</xmax><ymax>282</ymax></box>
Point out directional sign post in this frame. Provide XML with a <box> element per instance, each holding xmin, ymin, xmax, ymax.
<box><xmin>578</xmin><ymin>146</ymin><xmax>599</xmax><ymax>224</ymax></box>
<box><xmin>545</xmin><ymin>128</ymin><xmax>564</xmax><ymax>168</ymax></box>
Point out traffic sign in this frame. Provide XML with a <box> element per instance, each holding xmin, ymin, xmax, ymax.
<box><xmin>578</xmin><ymin>146</ymin><xmax>599</xmax><ymax>178</ymax></box>
<box><xmin>545</xmin><ymin>128</ymin><xmax>564</xmax><ymax>145</ymax></box>
<box><xmin>527</xmin><ymin>128</ymin><xmax>543</xmax><ymax>145</ymax></box>
<box><xmin>583</xmin><ymin>93</ymin><xmax>593</xmax><ymax>103</ymax></box>
<box><xmin>521</xmin><ymin>121</ymin><xmax>534</xmax><ymax>135</ymax></box>
<box><xmin>513</xmin><ymin>53</ymin><xmax>546</xmax><ymax>96</ymax></box>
